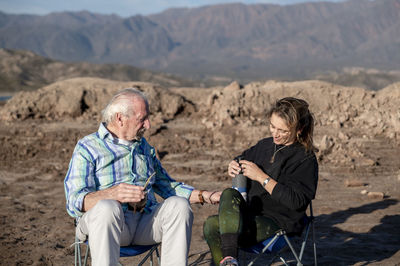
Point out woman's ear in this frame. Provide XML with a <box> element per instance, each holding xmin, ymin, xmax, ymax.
<box><xmin>296</xmin><ymin>128</ymin><xmax>302</xmax><ymax>140</ymax></box>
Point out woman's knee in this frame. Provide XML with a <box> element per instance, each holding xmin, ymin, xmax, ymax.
<box><xmin>221</xmin><ymin>188</ymin><xmax>240</xmax><ymax>201</ymax></box>
<box><xmin>219</xmin><ymin>188</ymin><xmax>243</xmax><ymax>209</ymax></box>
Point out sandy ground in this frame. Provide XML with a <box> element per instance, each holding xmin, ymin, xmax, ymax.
<box><xmin>0</xmin><ymin>86</ymin><xmax>399</xmax><ymax>265</ymax></box>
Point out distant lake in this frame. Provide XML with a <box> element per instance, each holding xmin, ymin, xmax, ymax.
<box><xmin>0</xmin><ymin>96</ymin><xmax>12</xmax><ymax>101</ymax></box>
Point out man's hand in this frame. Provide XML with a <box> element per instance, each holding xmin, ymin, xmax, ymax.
<box><xmin>83</xmin><ymin>183</ymin><xmax>145</xmax><ymax>212</ymax></box>
<box><xmin>189</xmin><ymin>190</ymin><xmax>222</xmax><ymax>205</ymax></box>
<box><xmin>108</xmin><ymin>183</ymin><xmax>145</xmax><ymax>203</ymax></box>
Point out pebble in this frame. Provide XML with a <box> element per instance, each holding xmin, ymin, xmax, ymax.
<box><xmin>367</xmin><ymin>191</ymin><xmax>385</xmax><ymax>199</ymax></box>
<box><xmin>344</xmin><ymin>179</ymin><xmax>365</xmax><ymax>187</ymax></box>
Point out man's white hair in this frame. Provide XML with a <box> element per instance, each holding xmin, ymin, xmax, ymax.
<box><xmin>102</xmin><ymin>88</ymin><xmax>148</xmax><ymax>124</ymax></box>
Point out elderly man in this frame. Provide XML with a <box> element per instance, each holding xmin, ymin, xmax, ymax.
<box><xmin>64</xmin><ymin>88</ymin><xmax>220</xmax><ymax>266</ymax></box>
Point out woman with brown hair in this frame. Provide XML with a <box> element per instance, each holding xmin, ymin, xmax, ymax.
<box><xmin>203</xmin><ymin>97</ymin><xmax>319</xmax><ymax>265</ymax></box>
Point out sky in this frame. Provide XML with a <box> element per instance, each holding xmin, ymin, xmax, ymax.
<box><xmin>0</xmin><ymin>0</ymin><xmax>346</xmax><ymax>17</ymax></box>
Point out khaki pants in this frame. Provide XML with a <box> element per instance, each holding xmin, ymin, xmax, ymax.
<box><xmin>76</xmin><ymin>196</ymin><xmax>193</xmax><ymax>266</ymax></box>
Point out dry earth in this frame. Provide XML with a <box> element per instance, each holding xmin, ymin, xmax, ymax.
<box><xmin>0</xmin><ymin>78</ymin><xmax>399</xmax><ymax>265</ymax></box>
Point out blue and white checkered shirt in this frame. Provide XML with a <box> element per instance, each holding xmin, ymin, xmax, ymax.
<box><xmin>64</xmin><ymin>123</ymin><xmax>194</xmax><ymax>218</ymax></box>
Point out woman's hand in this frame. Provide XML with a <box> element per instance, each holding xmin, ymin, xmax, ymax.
<box><xmin>228</xmin><ymin>160</ymin><xmax>241</xmax><ymax>178</ymax></box>
<box><xmin>239</xmin><ymin>160</ymin><xmax>267</xmax><ymax>183</ymax></box>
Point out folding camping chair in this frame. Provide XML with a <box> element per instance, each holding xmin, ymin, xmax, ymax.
<box><xmin>73</xmin><ymin>230</ymin><xmax>160</xmax><ymax>266</ymax></box>
<box><xmin>243</xmin><ymin>202</ymin><xmax>317</xmax><ymax>266</ymax></box>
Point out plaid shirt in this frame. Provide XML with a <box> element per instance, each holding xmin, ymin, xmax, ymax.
<box><xmin>64</xmin><ymin>123</ymin><xmax>194</xmax><ymax>218</ymax></box>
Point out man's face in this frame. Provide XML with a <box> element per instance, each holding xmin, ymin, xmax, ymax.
<box><xmin>120</xmin><ymin>98</ymin><xmax>151</xmax><ymax>141</ymax></box>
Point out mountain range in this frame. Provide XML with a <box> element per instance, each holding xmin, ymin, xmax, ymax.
<box><xmin>0</xmin><ymin>0</ymin><xmax>399</xmax><ymax>82</ymax></box>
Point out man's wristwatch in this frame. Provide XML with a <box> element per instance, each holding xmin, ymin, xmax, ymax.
<box><xmin>263</xmin><ymin>177</ymin><xmax>271</xmax><ymax>187</ymax></box>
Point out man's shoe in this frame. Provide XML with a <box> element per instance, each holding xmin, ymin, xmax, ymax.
<box><xmin>220</xmin><ymin>256</ymin><xmax>239</xmax><ymax>266</ymax></box>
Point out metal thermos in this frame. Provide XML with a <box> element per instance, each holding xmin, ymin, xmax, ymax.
<box><xmin>232</xmin><ymin>156</ymin><xmax>247</xmax><ymax>201</ymax></box>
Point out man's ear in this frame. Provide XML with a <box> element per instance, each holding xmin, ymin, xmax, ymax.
<box><xmin>115</xmin><ymin>113</ymin><xmax>124</xmax><ymax>127</ymax></box>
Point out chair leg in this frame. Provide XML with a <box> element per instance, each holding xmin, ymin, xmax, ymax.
<box><xmin>138</xmin><ymin>245</ymin><xmax>159</xmax><ymax>266</ymax></box>
<box><xmin>75</xmin><ymin>236</ymin><xmax>82</xmax><ymax>266</ymax></box>
<box><xmin>83</xmin><ymin>245</ymin><xmax>89</xmax><ymax>266</ymax></box>
<box><xmin>309</xmin><ymin>201</ymin><xmax>317</xmax><ymax>266</ymax></box>
<box><xmin>299</xmin><ymin>222</ymin><xmax>311</xmax><ymax>261</ymax></box>
<box><xmin>283</xmin><ymin>234</ymin><xmax>303</xmax><ymax>266</ymax></box>
<box><xmin>247</xmin><ymin>232</ymin><xmax>282</xmax><ymax>266</ymax></box>
<box><xmin>312</xmin><ymin>221</ymin><xmax>317</xmax><ymax>266</ymax></box>
<box><xmin>74</xmin><ymin>239</ymin><xmax>79</xmax><ymax>266</ymax></box>
<box><xmin>279</xmin><ymin>255</ymin><xmax>290</xmax><ymax>266</ymax></box>
<box><xmin>76</xmin><ymin>242</ymin><xmax>161</xmax><ymax>266</ymax></box>
<box><xmin>155</xmin><ymin>245</ymin><xmax>161</xmax><ymax>265</ymax></box>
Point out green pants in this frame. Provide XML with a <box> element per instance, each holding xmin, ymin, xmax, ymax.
<box><xmin>203</xmin><ymin>188</ymin><xmax>280</xmax><ymax>265</ymax></box>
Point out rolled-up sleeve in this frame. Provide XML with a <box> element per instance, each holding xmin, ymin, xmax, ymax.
<box><xmin>150</xmin><ymin>150</ymin><xmax>194</xmax><ymax>200</ymax></box>
<box><xmin>64</xmin><ymin>143</ymin><xmax>96</xmax><ymax>218</ymax></box>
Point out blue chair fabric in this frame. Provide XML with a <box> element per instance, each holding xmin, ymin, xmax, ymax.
<box><xmin>242</xmin><ymin>233</ymin><xmax>288</xmax><ymax>254</ymax></box>
<box><xmin>120</xmin><ymin>244</ymin><xmax>158</xmax><ymax>257</ymax></box>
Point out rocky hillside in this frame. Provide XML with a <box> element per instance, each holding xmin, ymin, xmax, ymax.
<box><xmin>0</xmin><ymin>49</ymin><xmax>195</xmax><ymax>92</ymax></box>
<box><xmin>313</xmin><ymin>67</ymin><xmax>400</xmax><ymax>91</ymax></box>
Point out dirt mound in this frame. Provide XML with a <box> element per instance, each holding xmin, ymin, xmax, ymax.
<box><xmin>2</xmin><ymin>78</ymin><xmax>398</xmax><ymax>166</ymax></box>
<box><xmin>0</xmin><ymin>77</ymin><xmax>190</xmax><ymax>122</ymax></box>
<box><xmin>202</xmin><ymin>80</ymin><xmax>400</xmax><ymax>140</ymax></box>
<box><xmin>194</xmin><ymin>80</ymin><xmax>400</xmax><ymax>171</ymax></box>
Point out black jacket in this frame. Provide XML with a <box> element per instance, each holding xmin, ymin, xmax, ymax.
<box><xmin>240</xmin><ymin>137</ymin><xmax>318</xmax><ymax>235</ymax></box>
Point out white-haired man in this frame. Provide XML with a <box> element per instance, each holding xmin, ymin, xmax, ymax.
<box><xmin>64</xmin><ymin>88</ymin><xmax>221</xmax><ymax>266</ymax></box>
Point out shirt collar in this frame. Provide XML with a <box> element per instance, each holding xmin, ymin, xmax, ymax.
<box><xmin>98</xmin><ymin>123</ymin><xmax>113</xmax><ymax>140</ymax></box>
<box><xmin>98</xmin><ymin>122</ymin><xmax>143</xmax><ymax>146</ymax></box>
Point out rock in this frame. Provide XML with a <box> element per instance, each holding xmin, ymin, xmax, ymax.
<box><xmin>359</xmin><ymin>158</ymin><xmax>376</xmax><ymax>166</ymax></box>
<box><xmin>344</xmin><ymin>179</ymin><xmax>366</xmax><ymax>187</ymax></box>
<box><xmin>318</xmin><ymin>135</ymin><xmax>334</xmax><ymax>154</ymax></box>
<box><xmin>332</xmin><ymin>120</ymin><xmax>342</xmax><ymax>128</ymax></box>
<box><xmin>338</xmin><ymin>132</ymin><xmax>350</xmax><ymax>141</ymax></box>
<box><xmin>223</xmin><ymin>81</ymin><xmax>242</xmax><ymax>92</ymax></box>
<box><xmin>367</xmin><ymin>191</ymin><xmax>385</xmax><ymax>199</ymax></box>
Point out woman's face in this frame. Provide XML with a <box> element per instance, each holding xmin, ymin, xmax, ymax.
<box><xmin>269</xmin><ymin>113</ymin><xmax>297</xmax><ymax>146</ymax></box>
